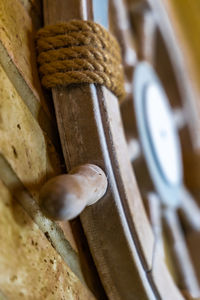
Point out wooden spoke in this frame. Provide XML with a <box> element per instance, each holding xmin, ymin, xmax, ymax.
<box><xmin>129</xmin><ymin>1</ymin><xmax>157</xmax><ymax>63</ymax></box>
<box><xmin>146</xmin><ymin>196</ymin><xmax>184</xmax><ymax>300</ymax></box>
<box><xmin>179</xmin><ymin>187</ymin><xmax>200</xmax><ymax>231</ymax></box>
<box><xmin>109</xmin><ymin>0</ymin><xmax>137</xmax><ymax>101</ymax></box>
<box><xmin>163</xmin><ymin>209</ymin><xmax>200</xmax><ymax>298</ymax></box>
<box><xmin>109</xmin><ymin>0</ymin><xmax>137</xmax><ymax>74</ymax></box>
<box><xmin>120</xmin><ymin>95</ymin><xmax>137</xmax><ymax>138</ymax></box>
<box><xmin>147</xmin><ymin>193</ymin><xmax>164</xmax><ymax>265</ymax></box>
<box><xmin>172</xmin><ymin>108</ymin><xmax>186</xmax><ymax>130</ymax></box>
<box><xmin>150</xmin><ymin>252</ymin><xmax>185</xmax><ymax>300</ymax></box>
<box><xmin>185</xmin><ymin>231</ymin><xmax>200</xmax><ymax>286</ymax></box>
<box><xmin>40</xmin><ymin>0</ymin><xmax>199</xmax><ymax>299</ymax></box>
<box><xmin>147</xmin><ymin>192</ymin><xmax>162</xmax><ymax>237</ymax></box>
<box><xmin>127</xmin><ymin>137</ymin><xmax>141</xmax><ymax>162</ymax></box>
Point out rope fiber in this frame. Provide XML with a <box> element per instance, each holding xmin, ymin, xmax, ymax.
<box><xmin>36</xmin><ymin>20</ymin><xmax>125</xmax><ymax>100</ymax></box>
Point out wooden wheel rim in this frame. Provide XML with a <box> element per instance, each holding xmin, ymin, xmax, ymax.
<box><xmin>121</xmin><ymin>0</ymin><xmax>200</xmax><ymax>298</ymax></box>
<box><xmin>41</xmin><ymin>0</ymin><xmax>200</xmax><ymax>299</ymax></box>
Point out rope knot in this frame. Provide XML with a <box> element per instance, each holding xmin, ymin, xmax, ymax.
<box><xmin>36</xmin><ymin>20</ymin><xmax>126</xmax><ymax>100</ymax></box>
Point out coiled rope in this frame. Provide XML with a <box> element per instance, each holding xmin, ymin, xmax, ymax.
<box><xmin>36</xmin><ymin>20</ymin><xmax>125</xmax><ymax>100</ymax></box>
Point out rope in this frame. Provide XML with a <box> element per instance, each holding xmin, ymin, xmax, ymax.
<box><xmin>36</xmin><ymin>20</ymin><xmax>125</xmax><ymax>100</ymax></box>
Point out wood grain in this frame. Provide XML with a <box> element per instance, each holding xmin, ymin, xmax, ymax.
<box><xmin>49</xmin><ymin>82</ymin><xmax>152</xmax><ymax>299</ymax></box>
<box><xmin>42</xmin><ymin>1</ymin><xmax>155</xmax><ymax>298</ymax></box>
<box><xmin>42</xmin><ymin>0</ymin><xmax>190</xmax><ymax>299</ymax></box>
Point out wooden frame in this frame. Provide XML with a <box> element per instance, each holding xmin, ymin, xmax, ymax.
<box><xmin>40</xmin><ymin>0</ymin><xmax>200</xmax><ymax>299</ymax></box>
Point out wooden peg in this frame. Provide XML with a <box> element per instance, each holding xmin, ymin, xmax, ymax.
<box><xmin>39</xmin><ymin>164</ymin><xmax>108</xmax><ymax>220</ymax></box>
